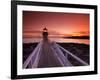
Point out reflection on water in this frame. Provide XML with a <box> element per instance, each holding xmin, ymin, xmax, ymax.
<box><xmin>23</xmin><ymin>38</ymin><xmax>89</xmax><ymax>45</ymax></box>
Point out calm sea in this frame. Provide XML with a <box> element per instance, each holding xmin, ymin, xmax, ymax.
<box><xmin>23</xmin><ymin>38</ymin><xmax>89</xmax><ymax>45</ymax></box>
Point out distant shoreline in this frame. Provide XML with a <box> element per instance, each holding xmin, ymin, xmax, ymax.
<box><xmin>63</xmin><ymin>36</ymin><xmax>89</xmax><ymax>39</ymax></box>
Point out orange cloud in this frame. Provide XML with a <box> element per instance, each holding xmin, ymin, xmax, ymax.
<box><xmin>71</xmin><ymin>31</ymin><xmax>89</xmax><ymax>36</ymax></box>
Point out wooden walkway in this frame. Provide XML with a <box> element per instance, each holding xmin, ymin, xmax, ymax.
<box><xmin>38</xmin><ymin>41</ymin><xmax>63</xmax><ymax>68</ymax></box>
<box><xmin>23</xmin><ymin>40</ymin><xmax>88</xmax><ymax>68</ymax></box>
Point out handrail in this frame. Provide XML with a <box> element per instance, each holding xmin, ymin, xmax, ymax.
<box><xmin>32</xmin><ymin>44</ymin><xmax>42</xmax><ymax>68</ymax></box>
<box><xmin>23</xmin><ymin>41</ymin><xmax>42</xmax><ymax>68</ymax></box>
<box><xmin>51</xmin><ymin>42</ymin><xmax>72</xmax><ymax>66</ymax></box>
<box><xmin>56</xmin><ymin>43</ymin><xmax>88</xmax><ymax>66</ymax></box>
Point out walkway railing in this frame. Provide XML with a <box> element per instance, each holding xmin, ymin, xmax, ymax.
<box><xmin>56</xmin><ymin>43</ymin><xmax>88</xmax><ymax>66</ymax></box>
<box><xmin>23</xmin><ymin>41</ymin><xmax>42</xmax><ymax>68</ymax></box>
<box><xmin>51</xmin><ymin>42</ymin><xmax>72</xmax><ymax>66</ymax></box>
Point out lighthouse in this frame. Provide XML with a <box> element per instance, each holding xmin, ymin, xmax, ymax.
<box><xmin>42</xmin><ymin>27</ymin><xmax>48</xmax><ymax>41</ymax></box>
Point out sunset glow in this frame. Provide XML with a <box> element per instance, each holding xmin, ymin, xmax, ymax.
<box><xmin>23</xmin><ymin>11</ymin><xmax>90</xmax><ymax>42</ymax></box>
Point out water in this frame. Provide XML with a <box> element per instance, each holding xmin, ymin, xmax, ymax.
<box><xmin>23</xmin><ymin>38</ymin><xmax>89</xmax><ymax>45</ymax></box>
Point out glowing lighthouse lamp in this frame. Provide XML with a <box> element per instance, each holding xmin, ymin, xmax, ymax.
<box><xmin>42</xmin><ymin>27</ymin><xmax>48</xmax><ymax>41</ymax></box>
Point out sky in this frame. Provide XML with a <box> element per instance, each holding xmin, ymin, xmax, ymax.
<box><xmin>23</xmin><ymin>11</ymin><xmax>89</xmax><ymax>38</ymax></box>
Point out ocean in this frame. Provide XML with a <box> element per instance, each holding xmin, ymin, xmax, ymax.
<box><xmin>23</xmin><ymin>38</ymin><xmax>89</xmax><ymax>45</ymax></box>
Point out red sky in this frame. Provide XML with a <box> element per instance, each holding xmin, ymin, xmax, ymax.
<box><xmin>23</xmin><ymin>11</ymin><xmax>89</xmax><ymax>38</ymax></box>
